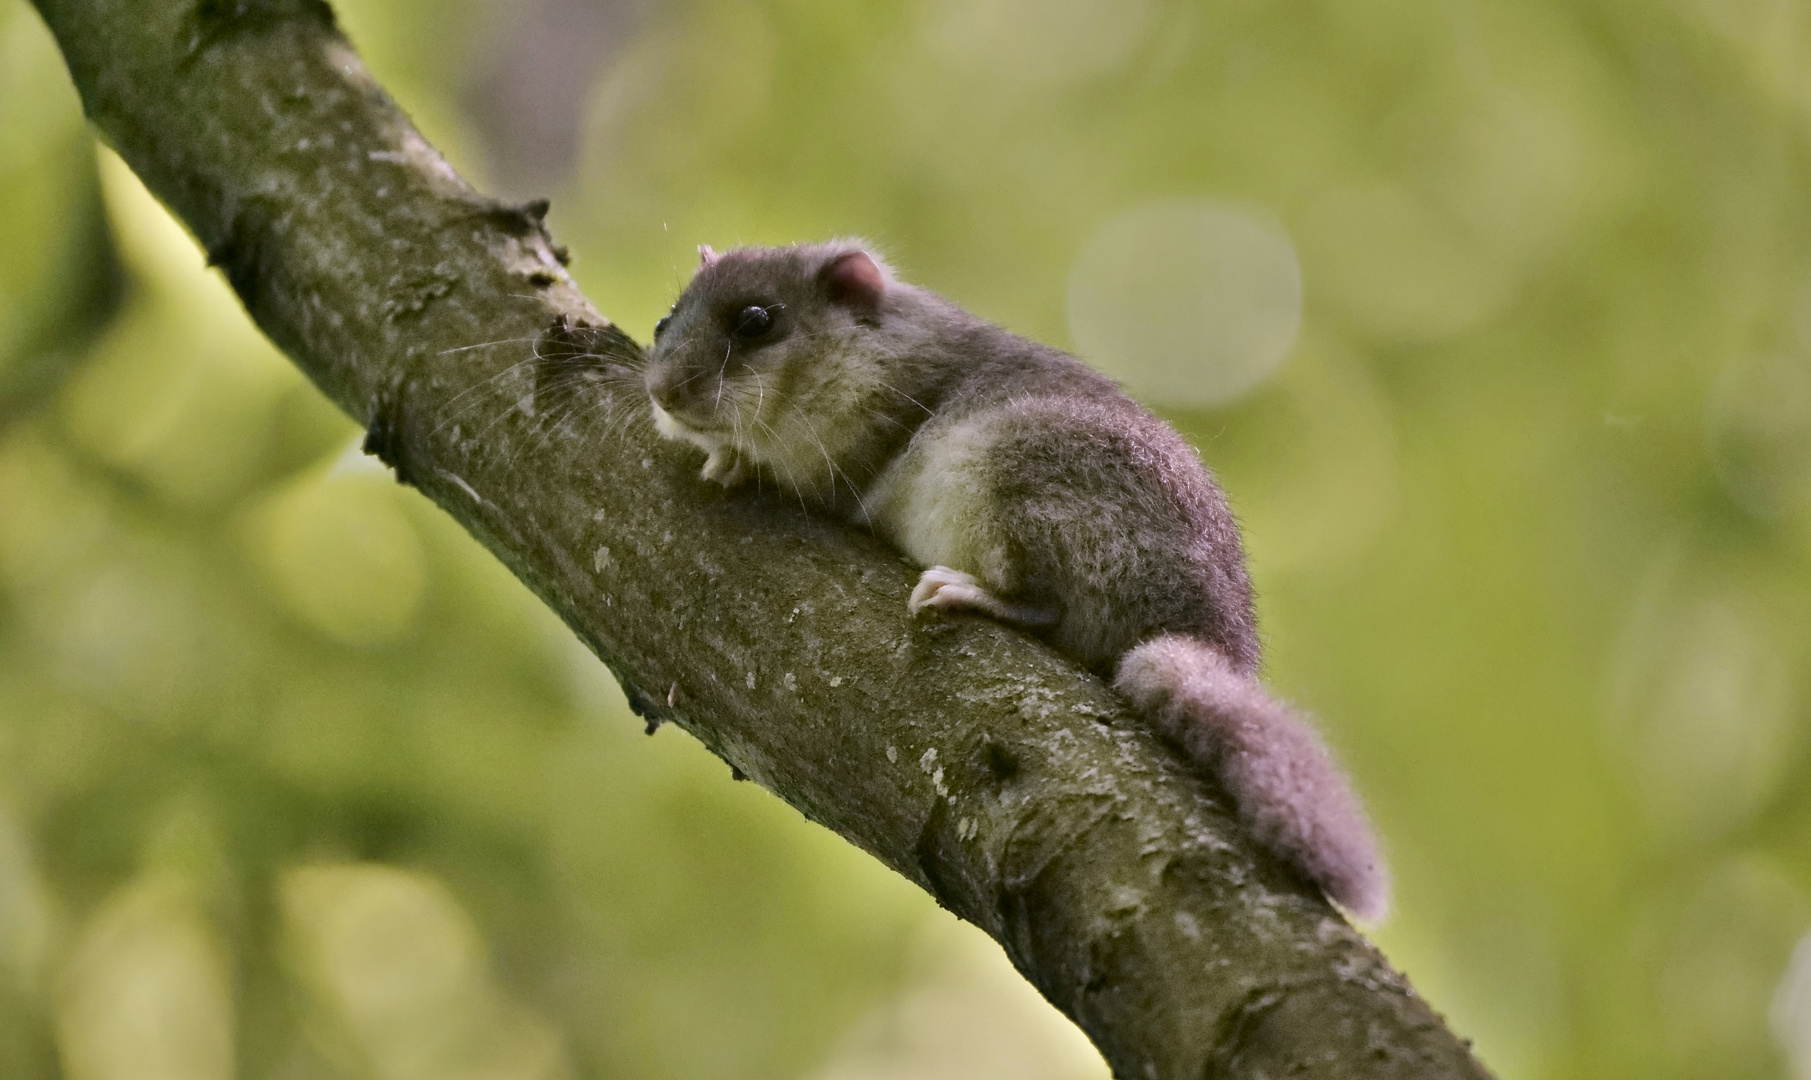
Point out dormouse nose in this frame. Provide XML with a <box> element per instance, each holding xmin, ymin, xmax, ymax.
<box><xmin>645</xmin><ymin>365</ymin><xmax>685</xmax><ymax>410</ymax></box>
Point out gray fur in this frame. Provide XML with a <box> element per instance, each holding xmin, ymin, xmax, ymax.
<box><xmin>644</xmin><ymin>240</ymin><xmax>1389</xmax><ymax>921</ymax></box>
<box><xmin>1116</xmin><ymin>635</ymin><xmax>1389</xmax><ymax>920</ymax></box>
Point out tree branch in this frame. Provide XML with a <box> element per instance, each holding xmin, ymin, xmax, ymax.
<box><xmin>29</xmin><ymin>1</ymin><xmax>1493</xmax><ymax>1076</ymax></box>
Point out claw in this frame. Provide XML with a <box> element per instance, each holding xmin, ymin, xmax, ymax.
<box><xmin>700</xmin><ymin>445</ymin><xmax>747</xmax><ymax>487</ymax></box>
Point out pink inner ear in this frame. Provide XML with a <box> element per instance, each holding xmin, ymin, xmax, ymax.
<box><xmin>823</xmin><ymin>251</ymin><xmax>885</xmax><ymax>310</ymax></box>
<box><xmin>698</xmin><ymin>244</ymin><xmax>720</xmax><ymax>267</ymax></box>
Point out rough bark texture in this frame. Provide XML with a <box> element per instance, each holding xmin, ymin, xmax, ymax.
<box><xmin>30</xmin><ymin>1</ymin><xmax>1495</xmax><ymax>1077</ymax></box>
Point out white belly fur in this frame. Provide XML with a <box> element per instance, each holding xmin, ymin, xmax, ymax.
<box><xmin>867</xmin><ymin>412</ymin><xmax>1011</xmax><ymax>589</ymax></box>
<box><xmin>651</xmin><ymin>402</ymin><xmax>727</xmax><ymax>457</ymax></box>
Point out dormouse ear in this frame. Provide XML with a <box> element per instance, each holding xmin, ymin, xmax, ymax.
<box><xmin>698</xmin><ymin>245</ymin><xmax>720</xmax><ymax>267</ymax></box>
<box><xmin>822</xmin><ymin>250</ymin><xmax>885</xmax><ymax>311</ymax></box>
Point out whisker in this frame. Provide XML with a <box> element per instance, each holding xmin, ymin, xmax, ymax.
<box><xmin>714</xmin><ymin>339</ymin><xmax>732</xmax><ymax>412</ymax></box>
<box><xmin>876</xmin><ymin>379</ymin><xmax>934</xmax><ymax>417</ymax></box>
<box><xmin>429</xmin><ymin>354</ymin><xmax>548</xmax><ymax>436</ymax></box>
<box><xmin>753</xmin><ymin>415</ymin><xmax>811</xmax><ymax>516</ymax></box>
<box><xmin>437</xmin><ymin>336</ymin><xmax>539</xmax><ymax>356</ymax></box>
<box><xmin>784</xmin><ymin>401</ymin><xmax>873</xmax><ymax>527</ymax></box>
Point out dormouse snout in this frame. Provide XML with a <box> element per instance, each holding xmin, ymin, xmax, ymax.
<box><xmin>644</xmin><ymin>363</ymin><xmax>688</xmax><ymax>412</ymax></box>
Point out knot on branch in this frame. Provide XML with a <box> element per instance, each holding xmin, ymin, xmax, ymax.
<box><xmin>532</xmin><ymin>313</ymin><xmax>645</xmax><ymax>412</ymax></box>
<box><xmin>475</xmin><ymin>196</ymin><xmax>554</xmax><ymax>239</ymax></box>
<box><xmin>182</xmin><ymin>0</ymin><xmax>339</xmax><ymax>64</ymax></box>
<box><xmin>471</xmin><ymin>199</ymin><xmax>573</xmax><ymax>278</ymax></box>
<box><xmin>362</xmin><ymin>387</ymin><xmax>415</xmax><ymax>486</ymax></box>
<box><xmin>204</xmin><ymin>194</ymin><xmax>279</xmax><ymax>315</ymax></box>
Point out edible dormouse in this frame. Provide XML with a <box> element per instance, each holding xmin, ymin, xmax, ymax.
<box><xmin>643</xmin><ymin>241</ymin><xmax>1389</xmax><ymax>921</ymax></box>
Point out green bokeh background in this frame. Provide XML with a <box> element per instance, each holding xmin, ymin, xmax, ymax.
<box><xmin>3</xmin><ymin>0</ymin><xmax>1811</xmax><ymax>1077</ymax></box>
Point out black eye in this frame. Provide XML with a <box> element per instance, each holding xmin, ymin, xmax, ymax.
<box><xmin>732</xmin><ymin>304</ymin><xmax>777</xmax><ymax>341</ymax></box>
<box><xmin>654</xmin><ymin>313</ymin><xmax>673</xmax><ymax>339</ymax></box>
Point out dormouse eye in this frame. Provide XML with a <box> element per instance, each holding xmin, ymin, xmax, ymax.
<box><xmin>653</xmin><ymin>313</ymin><xmax>673</xmax><ymax>339</ymax></box>
<box><xmin>732</xmin><ymin>304</ymin><xmax>777</xmax><ymax>341</ymax></box>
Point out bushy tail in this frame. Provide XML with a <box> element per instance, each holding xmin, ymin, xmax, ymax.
<box><xmin>1115</xmin><ymin>634</ymin><xmax>1390</xmax><ymax>922</ymax></box>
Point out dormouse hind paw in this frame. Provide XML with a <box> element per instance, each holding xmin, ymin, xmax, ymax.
<box><xmin>909</xmin><ymin>566</ymin><xmax>990</xmax><ymax>615</ymax></box>
<box><xmin>909</xmin><ymin>566</ymin><xmax>1058</xmax><ymax>627</ymax></box>
<box><xmin>700</xmin><ymin>445</ymin><xmax>747</xmax><ymax>487</ymax></box>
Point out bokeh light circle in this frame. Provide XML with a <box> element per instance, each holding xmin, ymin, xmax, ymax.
<box><xmin>1067</xmin><ymin>200</ymin><xmax>1303</xmax><ymax>407</ymax></box>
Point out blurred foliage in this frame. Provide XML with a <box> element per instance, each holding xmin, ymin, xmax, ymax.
<box><xmin>1</xmin><ymin>0</ymin><xmax>1809</xmax><ymax>1077</ymax></box>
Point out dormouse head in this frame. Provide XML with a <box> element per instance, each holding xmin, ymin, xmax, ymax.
<box><xmin>643</xmin><ymin>241</ymin><xmax>894</xmax><ymax>447</ymax></box>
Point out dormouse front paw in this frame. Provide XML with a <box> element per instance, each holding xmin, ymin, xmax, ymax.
<box><xmin>700</xmin><ymin>445</ymin><xmax>747</xmax><ymax>487</ymax></box>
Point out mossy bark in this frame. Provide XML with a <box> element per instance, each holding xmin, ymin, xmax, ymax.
<box><xmin>29</xmin><ymin>1</ymin><xmax>1494</xmax><ymax>1076</ymax></box>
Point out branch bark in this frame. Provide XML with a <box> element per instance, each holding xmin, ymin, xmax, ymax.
<box><xmin>30</xmin><ymin>2</ymin><xmax>1494</xmax><ymax>1076</ymax></box>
